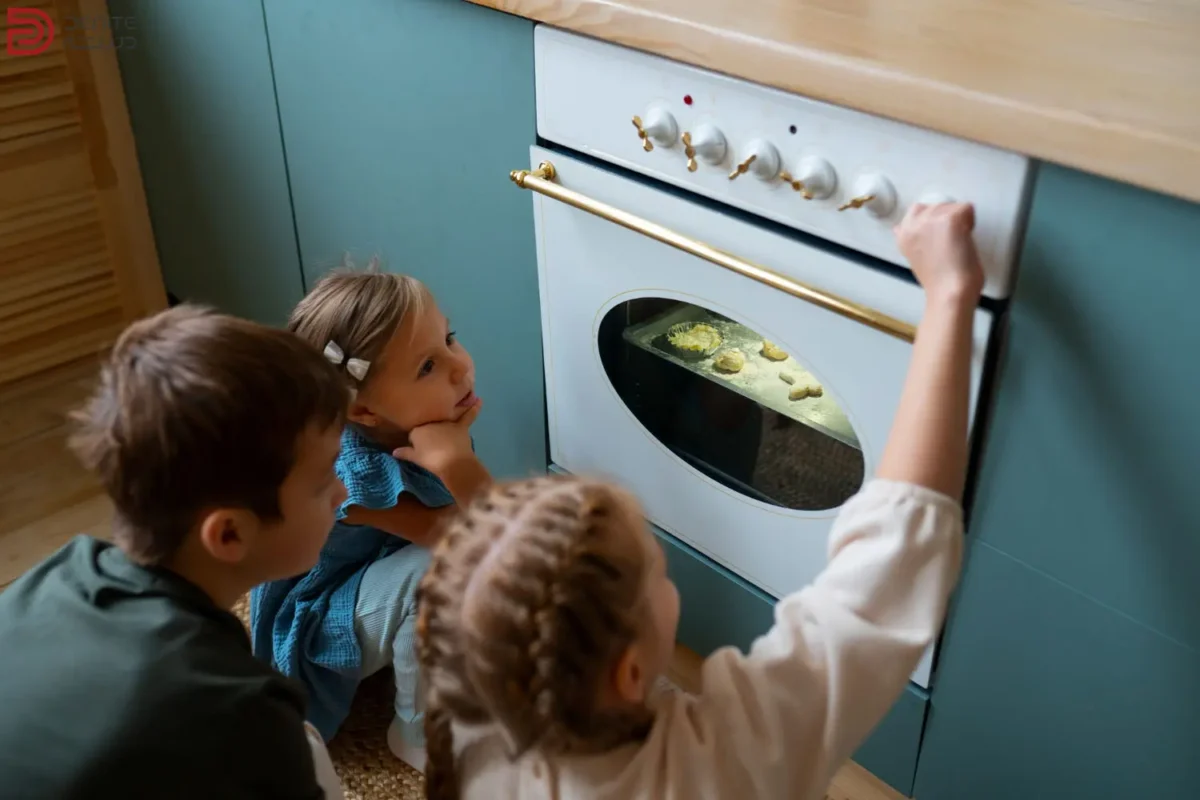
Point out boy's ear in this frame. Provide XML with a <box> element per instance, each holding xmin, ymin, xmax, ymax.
<box><xmin>197</xmin><ymin>508</ymin><xmax>261</xmax><ymax>564</ymax></box>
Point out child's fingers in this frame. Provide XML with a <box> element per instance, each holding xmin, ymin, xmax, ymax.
<box><xmin>954</xmin><ymin>202</ymin><xmax>976</xmax><ymax>231</ymax></box>
<box><xmin>392</xmin><ymin>445</ymin><xmax>416</xmax><ymax>461</ymax></box>
<box><xmin>895</xmin><ymin>203</ymin><xmax>923</xmax><ymax>230</ymax></box>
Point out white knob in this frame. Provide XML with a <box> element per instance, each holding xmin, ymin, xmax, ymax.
<box><xmin>683</xmin><ymin>123</ymin><xmax>727</xmax><ymax>171</ymax></box>
<box><xmin>642</xmin><ymin>106</ymin><xmax>678</xmax><ymax>147</ymax></box>
<box><xmin>918</xmin><ymin>191</ymin><xmax>955</xmax><ymax>205</ymax></box>
<box><xmin>839</xmin><ymin>173</ymin><xmax>898</xmax><ymax>217</ymax></box>
<box><xmin>793</xmin><ymin>156</ymin><xmax>837</xmax><ymax>200</ymax></box>
<box><xmin>730</xmin><ymin>138</ymin><xmax>780</xmax><ymax>181</ymax></box>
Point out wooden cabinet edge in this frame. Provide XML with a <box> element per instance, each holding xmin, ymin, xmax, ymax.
<box><xmin>65</xmin><ymin>0</ymin><xmax>167</xmax><ymax>322</ymax></box>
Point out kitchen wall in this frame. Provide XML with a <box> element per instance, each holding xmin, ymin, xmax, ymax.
<box><xmin>112</xmin><ymin>1</ymin><xmax>1199</xmax><ymax>795</ymax></box>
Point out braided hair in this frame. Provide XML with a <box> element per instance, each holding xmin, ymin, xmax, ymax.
<box><xmin>417</xmin><ymin>475</ymin><xmax>656</xmax><ymax>799</ymax></box>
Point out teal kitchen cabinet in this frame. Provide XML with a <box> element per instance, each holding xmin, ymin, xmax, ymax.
<box><xmin>914</xmin><ymin>165</ymin><xmax>1200</xmax><ymax>798</ymax></box>
<box><xmin>109</xmin><ymin>0</ymin><xmax>304</xmax><ymax>326</ymax></box>
<box><xmin>915</xmin><ymin>544</ymin><xmax>1198</xmax><ymax>798</ymax></box>
<box><xmin>259</xmin><ymin>0</ymin><xmax>545</xmax><ymax>481</ymax></box>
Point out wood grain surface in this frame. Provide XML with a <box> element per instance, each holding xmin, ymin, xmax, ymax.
<box><xmin>470</xmin><ymin>0</ymin><xmax>1200</xmax><ymax>204</ymax></box>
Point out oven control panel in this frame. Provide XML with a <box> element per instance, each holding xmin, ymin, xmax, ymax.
<box><xmin>534</xmin><ymin>26</ymin><xmax>1032</xmax><ymax>300</ymax></box>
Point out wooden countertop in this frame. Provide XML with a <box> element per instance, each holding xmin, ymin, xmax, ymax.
<box><xmin>470</xmin><ymin>0</ymin><xmax>1200</xmax><ymax>205</ymax></box>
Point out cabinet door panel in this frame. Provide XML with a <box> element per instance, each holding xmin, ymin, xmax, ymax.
<box><xmin>973</xmin><ymin>164</ymin><xmax>1200</xmax><ymax>648</ymax></box>
<box><xmin>915</xmin><ymin>543</ymin><xmax>1199</xmax><ymax>798</ymax></box>
<box><xmin>111</xmin><ymin>0</ymin><xmax>303</xmax><ymax>325</ymax></box>
<box><xmin>262</xmin><ymin>0</ymin><xmax>544</xmax><ymax>479</ymax></box>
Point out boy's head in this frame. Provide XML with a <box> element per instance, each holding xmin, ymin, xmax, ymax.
<box><xmin>69</xmin><ymin>305</ymin><xmax>350</xmax><ymax>581</ymax></box>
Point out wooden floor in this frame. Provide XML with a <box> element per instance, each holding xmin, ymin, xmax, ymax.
<box><xmin>0</xmin><ymin>360</ymin><xmax>905</xmax><ymax>800</ymax></box>
<box><xmin>0</xmin><ymin>358</ymin><xmax>113</xmax><ymax>588</ymax></box>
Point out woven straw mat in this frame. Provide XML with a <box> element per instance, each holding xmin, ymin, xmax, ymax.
<box><xmin>232</xmin><ymin>596</ymin><xmax>424</xmax><ymax>800</ymax></box>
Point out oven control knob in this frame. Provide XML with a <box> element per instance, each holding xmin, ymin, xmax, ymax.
<box><xmin>838</xmin><ymin>173</ymin><xmax>898</xmax><ymax>218</ymax></box>
<box><xmin>783</xmin><ymin>156</ymin><xmax>837</xmax><ymax>200</ymax></box>
<box><xmin>632</xmin><ymin>107</ymin><xmax>678</xmax><ymax>150</ymax></box>
<box><xmin>918</xmin><ymin>191</ymin><xmax>955</xmax><ymax>205</ymax></box>
<box><xmin>729</xmin><ymin>138</ymin><xmax>780</xmax><ymax>181</ymax></box>
<box><xmin>682</xmin><ymin>123</ymin><xmax>727</xmax><ymax>172</ymax></box>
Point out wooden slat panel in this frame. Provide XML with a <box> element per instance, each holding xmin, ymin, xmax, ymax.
<box><xmin>0</xmin><ymin>4</ymin><xmax>65</xmax><ymax>81</ymax></box>
<box><xmin>0</xmin><ymin>47</ymin><xmax>66</xmax><ymax>79</ymax></box>
<box><xmin>0</xmin><ymin>220</ymin><xmax>105</xmax><ymax>272</ymax></box>
<box><xmin>0</xmin><ymin>96</ymin><xmax>80</xmax><ymax>142</ymax></box>
<box><xmin>0</xmin><ymin>256</ymin><xmax>108</xmax><ymax>307</ymax></box>
<box><xmin>63</xmin><ymin>0</ymin><xmax>166</xmax><ymax>321</ymax></box>
<box><xmin>0</xmin><ymin>271</ymin><xmax>115</xmax><ymax>325</ymax></box>
<box><xmin>0</xmin><ymin>0</ymin><xmax>55</xmax><ymax>19</ymax></box>
<box><xmin>0</xmin><ymin>205</ymin><xmax>97</xmax><ymax>245</ymax></box>
<box><xmin>0</xmin><ymin>188</ymin><xmax>93</xmax><ymax>227</ymax></box>
<box><xmin>0</xmin><ymin>284</ymin><xmax>120</xmax><ymax>345</ymax></box>
<box><xmin>0</xmin><ymin>150</ymin><xmax>93</xmax><ymax>207</ymax></box>
<box><xmin>0</xmin><ymin>126</ymin><xmax>83</xmax><ymax>171</ymax></box>
<box><xmin>0</xmin><ymin>250</ymin><xmax>109</xmax><ymax>303</ymax></box>
<box><xmin>0</xmin><ymin>63</ymin><xmax>69</xmax><ymax>93</ymax></box>
<box><xmin>0</xmin><ymin>310</ymin><xmax>124</xmax><ymax>385</ymax></box>
<box><xmin>0</xmin><ymin>77</ymin><xmax>74</xmax><ymax>112</ymax></box>
<box><xmin>0</xmin><ymin>0</ymin><xmax>166</xmax><ymax>390</ymax></box>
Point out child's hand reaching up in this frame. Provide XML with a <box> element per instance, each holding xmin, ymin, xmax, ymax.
<box><xmin>877</xmin><ymin>201</ymin><xmax>985</xmax><ymax>500</ymax></box>
<box><xmin>894</xmin><ymin>201</ymin><xmax>985</xmax><ymax>306</ymax></box>
<box><xmin>392</xmin><ymin>400</ymin><xmax>492</xmax><ymax>504</ymax></box>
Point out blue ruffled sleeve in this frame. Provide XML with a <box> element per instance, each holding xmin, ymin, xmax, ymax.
<box><xmin>335</xmin><ymin>427</ymin><xmax>455</xmax><ymax>520</ymax></box>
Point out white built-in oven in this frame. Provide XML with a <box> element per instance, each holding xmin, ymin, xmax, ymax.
<box><xmin>513</xmin><ymin>27</ymin><xmax>1031</xmax><ymax>688</ymax></box>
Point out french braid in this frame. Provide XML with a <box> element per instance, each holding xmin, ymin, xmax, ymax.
<box><xmin>417</xmin><ymin>475</ymin><xmax>656</xmax><ymax>799</ymax></box>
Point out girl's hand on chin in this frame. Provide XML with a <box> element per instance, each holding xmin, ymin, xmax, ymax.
<box><xmin>391</xmin><ymin>399</ymin><xmax>483</xmax><ymax>477</ymax></box>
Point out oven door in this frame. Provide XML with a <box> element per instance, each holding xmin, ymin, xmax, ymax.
<box><xmin>525</xmin><ymin>145</ymin><xmax>993</xmax><ymax>688</ymax></box>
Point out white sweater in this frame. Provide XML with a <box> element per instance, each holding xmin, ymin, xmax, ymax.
<box><xmin>452</xmin><ymin>479</ymin><xmax>964</xmax><ymax>799</ymax></box>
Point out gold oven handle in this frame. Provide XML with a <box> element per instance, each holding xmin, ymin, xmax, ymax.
<box><xmin>509</xmin><ymin>161</ymin><xmax>917</xmax><ymax>343</ymax></box>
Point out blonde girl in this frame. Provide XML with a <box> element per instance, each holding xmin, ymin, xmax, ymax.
<box><xmin>251</xmin><ymin>265</ymin><xmax>490</xmax><ymax>773</ymax></box>
<box><xmin>415</xmin><ymin>202</ymin><xmax>985</xmax><ymax>798</ymax></box>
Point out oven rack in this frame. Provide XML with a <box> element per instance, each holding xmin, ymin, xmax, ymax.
<box><xmin>620</xmin><ymin>302</ymin><xmax>860</xmax><ymax>449</ymax></box>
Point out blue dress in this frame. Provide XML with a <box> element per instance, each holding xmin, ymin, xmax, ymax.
<box><xmin>249</xmin><ymin>426</ymin><xmax>454</xmax><ymax>740</ymax></box>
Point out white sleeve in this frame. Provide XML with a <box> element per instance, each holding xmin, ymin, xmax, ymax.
<box><xmin>304</xmin><ymin>722</ymin><xmax>345</xmax><ymax>800</ymax></box>
<box><xmin>656</xmin><ymin>479</ymin><xmax>964</xmax><ymax>799</ymax></box>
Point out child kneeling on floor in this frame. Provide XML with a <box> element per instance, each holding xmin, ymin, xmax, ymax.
<box><xmin>415</xmin><ymin>202</ymin><xmax>985</xmax><ymax>799</ymax></box>
<box><xmin>251</xmin><ymin>267</ymin><xmax>490</xmax><ymax>773</ymax></box>
<box><xmin>0</xmin><ymin>306</ymin><xmax>348</xmax><ymax>799</ymax></box>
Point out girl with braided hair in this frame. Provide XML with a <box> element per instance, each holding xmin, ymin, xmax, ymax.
<box><xmin>416</xmin><ymin>201</ymin><xmax>985</xmax><ymax>799</ymax></box>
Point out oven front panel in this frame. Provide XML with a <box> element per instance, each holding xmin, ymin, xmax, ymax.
<box><xmin>530</xmin><ymin>146</ymin><xmax>993</xmax><ymax>687</ymax></box>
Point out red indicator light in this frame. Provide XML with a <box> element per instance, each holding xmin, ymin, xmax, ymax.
<box><xmin>683</xmin><ymin>94</ymin><xmax>693</xmax><ymax>106</ymax></box>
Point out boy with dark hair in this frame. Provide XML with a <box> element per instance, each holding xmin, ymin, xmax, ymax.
<box><xmin>0</xmin><ymin>305</ymin><xmax>350</xmax><ymax>799</ymax></box>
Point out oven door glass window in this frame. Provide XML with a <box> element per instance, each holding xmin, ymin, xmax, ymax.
<box><xmin>598</xmin><ymin>298</ymin><xmax>864</xmax><ymax>511</ymax></box>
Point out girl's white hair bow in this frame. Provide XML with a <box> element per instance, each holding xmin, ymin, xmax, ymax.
<box><xmin>323</xmin><ymin>341</ymin><xmax>370</xmax><ymax>382</ymax></box>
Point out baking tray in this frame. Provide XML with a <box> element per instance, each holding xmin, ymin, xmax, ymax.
<box><xmin>621</xmin><ymin>302</ymin><xmax>860</xmax><ymax>449</ymax></box>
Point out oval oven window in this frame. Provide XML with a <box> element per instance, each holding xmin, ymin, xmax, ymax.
<box><xmin>598</xmin><ymin>298</ymin><xmax>864</xmax><ymax>511</ymax></box>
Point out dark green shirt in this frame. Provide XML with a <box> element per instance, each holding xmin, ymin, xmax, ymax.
<box><xmin>0</xmin><ymin>536</ymin><xmax>325</xmax><ymax>799</ymax></box>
